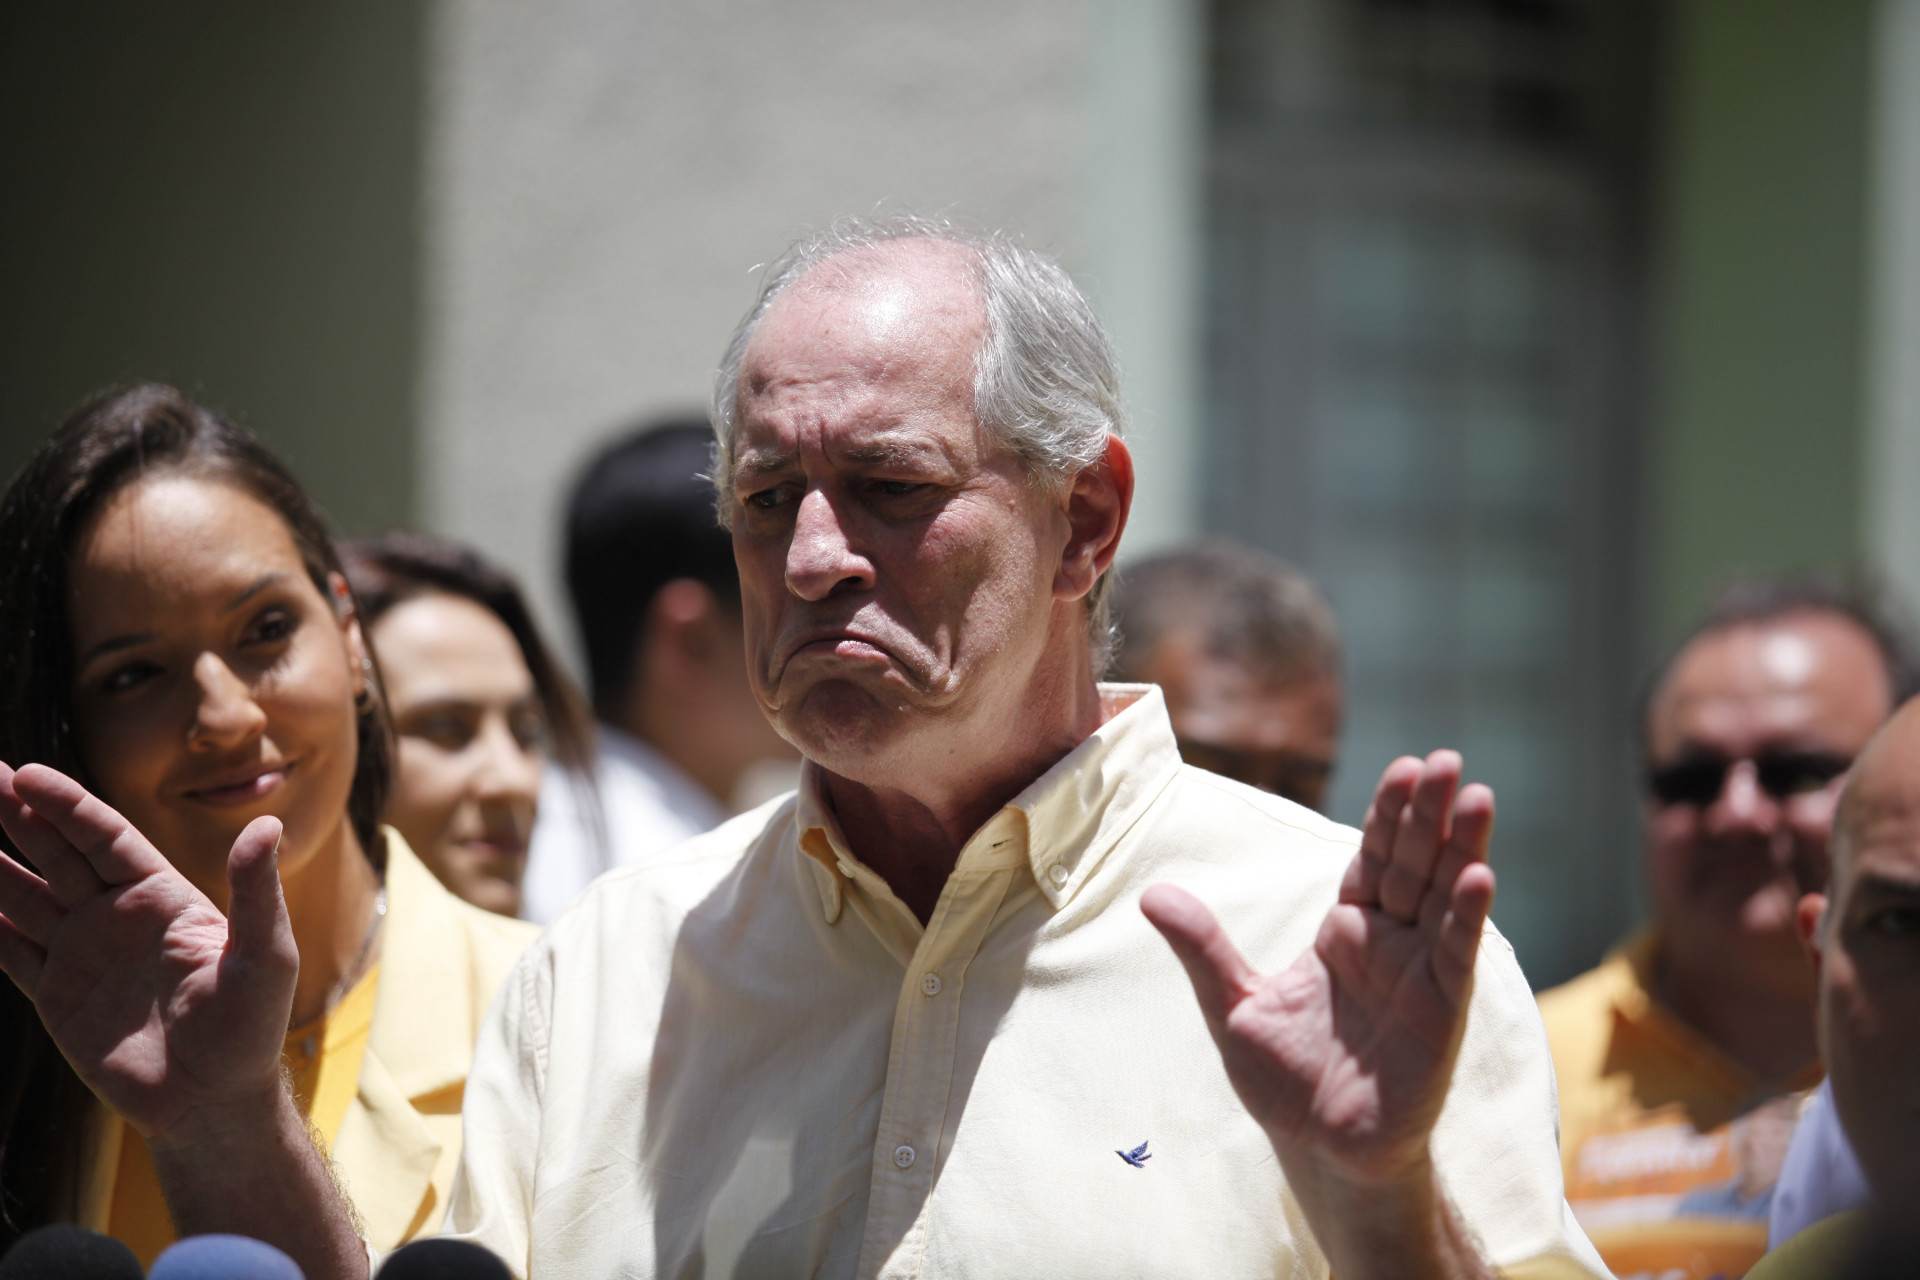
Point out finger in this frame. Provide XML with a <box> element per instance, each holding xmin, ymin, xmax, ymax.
<box><xmin>10</xmin><ymin>763</ymin><xmax>169</xmax><ymax>887</ymax></box>
<box><xmin>1416</xmin><ymin>785</ymin><xmax>1494</xmax><ymax>937</ymax></box>
<box><xmin>0</xmin><ymin>763</ymin><xmax>108</xmax><ymax>906</ymax></box>
<box><xmin>1141</xmin><ymin>884</ymin><xmax>1261</xmax><ymax>1029</ymax></box>
<box><xmin>0</xmin><ymin>850</ymin><xmax>63</xmax><ymax>945</ymax></box>
<box><xmin>1344</xmin><ymin>756</ymin><xmax>1424</xmax><ymax>906</ymax></box>
<box><xmin>1430</xmin><ymin>862</ymin><xmax>1496</xmax><ymax>1007</ymax></box>
<box><xmin>0</xmin><ymin>914</ymin><xmax>47</xmax><ymax>994</ymax></box>
<box><xmin>1315</xmin><ymin>901</ymin><xmax>1384</xmax><ymax>998</ymax></box>
<box><xmin>1379</xmin><ymin>750</ymin><xmax>1462</xmax><ymax>921</ymax></box>
<box><xmin>223</xmin><ymin>817</ymin><xmax>293</xmax><ymax>977</ymax></box>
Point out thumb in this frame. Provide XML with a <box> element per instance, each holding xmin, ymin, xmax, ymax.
<box><xmin>1141</xmin><ymin>883</ymin><xmax>1259</xmax><ymax>1030</ymax></box>
<box><xmin>224</xmin><ymin>816</ymin><xmax>292</xmax><ymax>972</ymax></box>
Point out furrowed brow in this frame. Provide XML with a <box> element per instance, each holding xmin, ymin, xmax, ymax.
<box><xmin>732</xmin><ymin>450</ymin><xmax>797</xmax><ymax>484</ymax></box>
<box><xmin>839</xmin><ymin>440</ymin><xmax>933</xmax><ymax>468</ymax></box>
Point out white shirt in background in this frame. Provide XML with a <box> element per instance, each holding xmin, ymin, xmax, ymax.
<box><xmin>1768</xmin><ymin>1077</ymin><xmax>1872</xmax><ymax>1248</ymax></box>
<box><xmin>520</xmin><ymin>725</ymin><xmax>726</xmax><ymax>925</ymax></box>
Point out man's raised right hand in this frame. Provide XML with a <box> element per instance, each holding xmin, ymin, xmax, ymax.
<box><xmin>0</xmin><ymin>761</ymin><xmax>297</xmax><ymax>1141</ymax></box>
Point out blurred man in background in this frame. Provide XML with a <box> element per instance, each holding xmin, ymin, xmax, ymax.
<box><xmin>520</xmin><ymin>418</ymin><xmax>795</xmax><ymax>924</ymax></box>
<box><xmin>1747</xmin><ymin>695</ymin><xmax>1920</xmax><ymax>1277</ymax></box>
<box><xmin>1112</xmin><ymin>540</ymin><xmax>1342</xmax><ymax>812</ymax></box>
<box><xmin>1537</xmin><ymin>580</ymin><xmax>1915</xmax><ymax>1280</ymax></box>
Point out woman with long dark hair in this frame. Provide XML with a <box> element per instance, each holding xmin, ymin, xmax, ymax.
<box><xmin>0</xmin><ymin>384</ymin><xmax>534</xmax><ymax>1267</ymax></box>
<box><xmin>342</xmin><ymin>530</ymin><xmax>596</xmax><ymax>918</ymax></box>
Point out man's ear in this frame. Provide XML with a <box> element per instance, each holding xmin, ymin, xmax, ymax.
<box><xmin>1055</xmin><ymin>435</ymin><xmax>1134</xmax><ymax>602</ymax></box>
<box><xmin>1798</xmin><ymin>891</ymin><xmax>1828</xmax><ymax>977</ymax></box>
<box><xmin>648</xmin><ymin>578</ymin><xmax>726</xmax><ymax>666</ymax></box>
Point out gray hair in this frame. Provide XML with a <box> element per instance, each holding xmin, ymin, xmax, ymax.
<box><xmin>1111</xmin><ymin>540</ymin><xmax>1342</xmax><ymax>687</ymax></box>
<box><xmin>710</xmin><ymin>214</ymin><xmax>1128</xmax><ymax>665</ymax></box>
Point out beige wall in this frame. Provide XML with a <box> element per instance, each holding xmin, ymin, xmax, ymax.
<box><xmin>1653</xmin><ymin>0</ymin><xmax>1873</xmax><ymax>646</ymax></box>
<box><xmin>0</xmin><ymin>3</ymin><xmax>424</xmax><ymax>537</ymax></box>
<box><xmin>418</xmin><ymin>0</ymin><xmax>1204</xmax><ymax>653</ymax></box>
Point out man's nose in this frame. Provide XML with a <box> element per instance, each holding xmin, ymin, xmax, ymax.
<box><xmin>1704</xmin><ymin>758</ymin><xmax>1779</xmax><ymax>835</ymax></box>
<box><xmin>188</xmin><ymin>652</ymin><xmax>268</xmax><ymax>751</ymax></box>
<box><xmin>785</xmin><ymin>489</ymin><xmax>875</xmax><ymax>601</ymax></box>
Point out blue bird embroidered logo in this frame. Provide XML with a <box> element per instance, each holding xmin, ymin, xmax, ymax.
<box><xmin>1116</xmin><ymin>1141</ymin><xmax>1152</xmax><ymax>1168</ymax></box>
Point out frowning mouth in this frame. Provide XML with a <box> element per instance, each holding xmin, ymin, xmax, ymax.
<box><xmin>183</xmin><ymin>763</ymin><xmax>292</xmax><ymax>808</ymax></box>
<box><xmin>777</xmin><ymin>629</ymin><xmax>897</xmax><ymax>673</ymax></box>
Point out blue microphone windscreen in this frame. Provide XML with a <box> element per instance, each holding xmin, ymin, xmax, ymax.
<box><xmin>374</xmin><ymin>1239</ymin><xmax>512</xmax><ymax>1280</ymax></box>
<box><xmin>148</xmin><ymin>1234</ymin><xmax>304</xmax><ymax>1280</ymax></box>
<box><xmin>0</xmin><ymin>1225</ymin><xmax>143</xmax><ymax>1279</ymax></box>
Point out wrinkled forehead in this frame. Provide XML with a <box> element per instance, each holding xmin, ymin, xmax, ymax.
<box><xmin>1647</xmin><ymin>615</ymin><xmax>1892</xmax><ymax>757</ymax></box>
<box><xmin>743</xmin><ymin>241</ymin><xmax>985</xmax><ymax>381</ymax></box>
<box><xmin>732</xmin><ymin>242</ymin><xmax>999</xmax><ymax>472</ymax></box>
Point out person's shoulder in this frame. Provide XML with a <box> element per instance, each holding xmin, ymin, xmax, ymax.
<box><xmin>1117</xmin><ymin>767</ymin><xmax>1360</xmax><ymax>948</ymax></box>
<box><xmin>444</xmin><ymin>891</ymin><xmax>542</xmax><ymax>954</ymax></box>
<box><xmin>383</xmin><ymin>829</ymin><xmax>539</xmax><ymax>958</ymax></box>
<box><xmin>1158</xmin><ymin>763</ymin><xmax>1361</xmax><ymax>857</ymax></box>
<box><xmin>1532</xmin><ymin>939</ymin><xmax>1643</xmax><ymax>1092</ymax></box>
<box><xmin>1746</xmin><ymin>1209</ymin><xmax>1870</xmax><ymax>1280</ymax></box>
<box><xmin>1535</xmin><ymin>940</ymin><xmax>1637</xmax><ymax>1028</ymax></box>
<box><xmin>541</xmin><ymin>792</ymin><xmax>799</xmax><ymax>937</ymax></box>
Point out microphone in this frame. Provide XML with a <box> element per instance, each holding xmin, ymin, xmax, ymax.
<box><xmin>148</xmin><ymin>1234</ymin><xmax>304</xmax><ymax>1280</ymax></box>
<box><xmin>373</xmin><ymin>1239</ymin><xmax>512</xmax><ymax>1279</ymax></box>
<box><xmin>0</xmin><ymin>1225</ymin><xmax>142</xmax><ymax>1278</ymax></box>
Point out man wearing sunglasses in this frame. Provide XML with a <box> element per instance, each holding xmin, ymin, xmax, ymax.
<box><xmin>1536</xmin><ymin>579</ymin><xmax>1916</xmax><ymax>1280</ymax></box>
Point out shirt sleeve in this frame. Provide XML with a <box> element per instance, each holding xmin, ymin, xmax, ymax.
<box><xmin>1432</xmin><ymin>926</ymin><xmax>1612</xmax><ymax>1280</ymax></box>
<box><xmin>439</xmin><ymin>943</ymin><xmax>552</xmax><ymax>1279</ymax></box>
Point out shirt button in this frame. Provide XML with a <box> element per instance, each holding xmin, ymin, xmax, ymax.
<box><xmin>893</xmin><ymin>1144</ymin><xmax>916</xmax><ymax>1169</ymax></box>
<box><xmin>920</xmin><ymin>973</ymin><xmax>943</xmax><ymax>997</ymax></box>
<box><xmin>1046</xmin><ymin>863</ymin><xmax>1069</xmax><ymax>887</ymax></box>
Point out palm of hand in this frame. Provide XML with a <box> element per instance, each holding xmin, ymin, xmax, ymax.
<box><xmin>0</xmin><ymin>763</ymin><xmax>296</xmax><ymax>1139</ymax></box>
<box><xmin>1143</xmin><ymin>751</ymin><xmax>1495</xmax><ymax>1187</ymax></box>
<box><xmin>1218</xmin><ymin>904</ymin><xmax>1466</xmax><ymax>1184</ymax></box>
<box><xmin>38</xmin><ymin>875</ymin><xmax>285</xmax><ymax>1135</ymax></box>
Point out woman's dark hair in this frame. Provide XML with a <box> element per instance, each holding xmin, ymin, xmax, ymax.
<box><xmin>0</xmin><ymin>382</ymin><xmax>394</xmax><ymax>1244</ymax></box>
<box><xmin>340</xmin><ymin>529</ymin><xmax>595</xmax><ymax>778</ymax></box>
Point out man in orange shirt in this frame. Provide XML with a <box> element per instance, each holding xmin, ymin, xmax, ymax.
<box><xmin>1537</xmin><ymin>580</ymin><xmax>1916</xmax><ymax>1280</ymax></box>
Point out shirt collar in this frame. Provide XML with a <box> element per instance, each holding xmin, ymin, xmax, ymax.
<box><xmin>794</xmin><ymin>683</ymin><xmax>1183</xmax><ymax>922</ymax></box>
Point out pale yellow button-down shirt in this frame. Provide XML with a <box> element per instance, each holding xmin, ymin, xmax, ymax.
<box><xmin>446</xmin><ymin>686</ymin><xmax>1606</xmax><ymax>1278</ymax></box>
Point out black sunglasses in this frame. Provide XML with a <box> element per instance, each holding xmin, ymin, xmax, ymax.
<box><xmin>1646</xmin><ymin>750</ymin><xmax>1853</xmax><ymax>807</ymax></box>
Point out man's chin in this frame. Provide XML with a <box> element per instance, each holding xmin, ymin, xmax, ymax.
<box><xmin>775</xmin><ymin>679</ymin><xmax>920</xmax><ymax>770</ymax></box>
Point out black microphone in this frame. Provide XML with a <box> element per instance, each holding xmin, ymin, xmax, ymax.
<box><xmin>0</xmin><ymin>1225</ymin><xmax>143</xmax><ymax>1279</ymax></box>
<box><xmin>373</xmin><ymin>1239</ymin><xmax>512</xmax><ymax>1280</ymax></box>
<box><xmin>147</xmin><ymin>1234</ymin><xmax>304</xmax><ymax>1279</ymax></box>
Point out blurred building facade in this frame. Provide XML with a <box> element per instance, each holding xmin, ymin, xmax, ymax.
<box><xmin>5</xmin><ymin>0</ymin><xmax>1918</xmax><ymax>987</ymax></box>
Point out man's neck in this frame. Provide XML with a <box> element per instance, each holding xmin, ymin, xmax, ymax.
<box><xmin>823</xmin><ymin>666</ymin><xmax>1109</xmax><ymax>924</ymax></box>
<box><xmin>1654</xmin><ymin>930</ymin><xmax>1819</xmax><ymax>1085</ymax></box>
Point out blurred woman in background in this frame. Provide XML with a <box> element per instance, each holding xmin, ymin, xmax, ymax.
<box><xmin>0</xmin><ymin>384</ymin><xmax>535</xmax><ymax>1265</ymax></box>
<box><xmin>342</xmin><ymin>531</ymin><xmax>594</xmax><ymax>919</ymax></box>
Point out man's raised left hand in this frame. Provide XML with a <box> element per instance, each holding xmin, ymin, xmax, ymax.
<box><xmin>1142</xmin><ymin>750</ymin><xmax>1497</xmax><ymax>1279</ymax></box>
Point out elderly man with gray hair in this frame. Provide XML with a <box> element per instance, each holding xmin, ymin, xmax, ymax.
<box><xmin>0</xmin><ymin>217</ymin><xmax>1605</xmax><ymax>1279</ymax></box>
